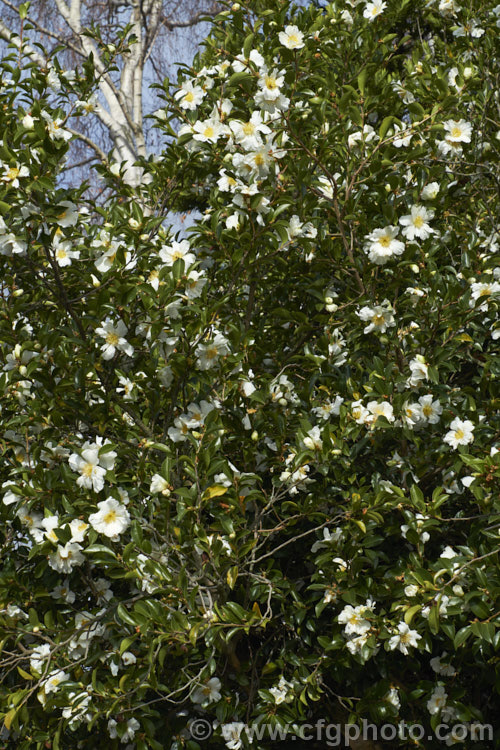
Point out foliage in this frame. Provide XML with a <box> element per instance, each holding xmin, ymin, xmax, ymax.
<box><xmin>0</xmin><ymin>0</ymin><xmax>499</xmax><ymax>748</ymax></box>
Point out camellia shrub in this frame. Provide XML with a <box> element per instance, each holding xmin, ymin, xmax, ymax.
<box><xmin>1</xmin><ymin>0</ymin><xmax>499</xmax><ymax>748</ymax></box>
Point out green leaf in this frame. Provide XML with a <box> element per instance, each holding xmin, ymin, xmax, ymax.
<box><xmin>378</xmin><ymin>116</ymin><xmax>394</xmax><ymax>141</ymax></box>
<box><xmin>357</xmin><ymin>68</ymin><xmax>367</xmax><ymax>95</ymax></box>
<box><xmin>404</xmin><ymin>605</ymin><xmax>421</xmax><ymax>626</ymax></box>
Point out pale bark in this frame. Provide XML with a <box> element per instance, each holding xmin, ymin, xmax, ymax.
<box><xmin>0</xmin><ymin>0</ymin><xmax>220</xmax><ymax>186</ymax></box>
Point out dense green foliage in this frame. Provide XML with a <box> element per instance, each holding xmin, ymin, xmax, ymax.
<box><xmin>1</xmin><ymin>0</ymin><xmax>499</xmax><ymax>748</ymax></box>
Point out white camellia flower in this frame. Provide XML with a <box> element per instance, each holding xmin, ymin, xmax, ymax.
<box><xmin>469</xmin><ymin>281</ymin><xmax>500</xmax><ymax>309</ymax></box>
<box><xmin>174</xmin><ymin>80</ymin><xmax>205</xmax><ymax>110</ymax></box>
<box><xmin>95</xmin><ymin>318</ymin><xmax>134</xmax><ymax>360</ymax></box>
<box><xmin>418</xmin><ymin>395</ymin><xmax>442</xmax><ymax>423</ymax></box>
<box><xmin>402</xmin><ymin>402</ymin><xmax>423</xmax><ymax>429</ymax></box>
<box><xmin>232</xmin><ymin>48</ymin><xmax>264</xmax><ymax>73</ymax></box>
<box><xmin>30</xmin><ymin>644</ymin><xmax>51</xmax><ymax>673</ymax></box>
<box><xmin>159</xmin><ymin>239</ymin><xmax>196</xmax><ymax>267</ymax></box>
<box><xmin>269</xmin><ymin>676</ymin><xmax>294</xmax><ymax>704</ymax></box>
<box><xmin>399</xmin><ymin>205</ymin><xmax>435</xmax><ymax>241</ymax></box>
<box><xmin>122</xmin><ymin>651</ymin><xmax>137</xmax><ymax>666</ymax></box>
<box><xmin>229</xmin><ymin>111</ymin><xmax>271</xmax><ymax>150</ymax></box>
<box><xmin>357</xmin><ymin>301</ymin><xmax>396</xmax><ymax>334</ymax></box>
<box><xmin>185</xmin><ymin>400</ymin><xmax>214</xmax><ymax>427</ymax></box>
<box><xmin>191</xmin><ymin>677</ymin><xmax>222</xmax><ymax>706</ymax></box>
<box><xmin>93</xmin><ymin>236</ymin><xmax>122</xmax><ymax>272</ymax></box>
<box><xmin>427</xmin><ymin>685</ymin><xmax>448</xmax><ymax>715</ymax></box>
<box><xmin>421</xmin><ymin>181</ymin><xmax>440</xmax><ymax>200</ymax></box>
<box><xmin>55</xmin><ymin>200</ymin><xmax>79</xmax><ymax>227</ymax></box>
<box><xmin>392</xmin><ymin>123</ymin><xmax>413</xmax><ymax>148</ymax></box>
<box><xmin>278</xmin><ymin>24</ymin><xmax>305</xmax><ymax>50</ymax></box>
<box><xmin>443</xmin><ymin>118</ymin><xmax>472</xmax><ymax>142</ymax></box>
<box><xmin>42</xmin><ymin>515</ymin><xmax>60</xmax><ymax>543</ymax></box>
<box><xmin>367</xmin><ymin>400</ymin><xmax>395</xmax><ymax>425</ymax></box>
<box><xmin>108</xmin><ymin>717</ymin><xmax>140</xmax><ymax>742</ymax></box>
<box><xmin>69</xmin><ymin>519</ymin><xmax>89</xmax><ymax>543</ymax></box>
<box><xmin>221</xmin><ymin>722</ymin><xmax>246</xmax><ymax>750</ymax></box>
<box><xmin>404</xmin><ymin>584</ymin><xmax>419</xmax><ymax>597</ymax></box>
<box><xmin>430</xmin><ymin>653</ymin><xmax>456</xmax><ymax>677</ymax></box>
<box><xmin>338</xmin><ymin>604</ymin><xmax>371</xmax><ymax>636</ymax></box>
<box><xmin>50</xmin><ymin>579</ymin><xmax>76</xmax><ymax>603</ymax></box>
<box><xmin>386</xmin><ymin>688</ymin><xmax>401</xmax><ymax>709</ymax></box>
<box><xmin>41</xmin><ymin>110</ymin><xmax>72</xmax><ymax>141</ymax></box>
<box><xmin>345</xmin><ymin>633</ymin><xmax>373</xmax><ymax>656</ymax></box>
<box><xmin>192</xmin><ymin>116</ymin><xmax>227</xmax><ymax>144</ymax></box>
<box><xmin>364</xmin><ymin>226</ymin><xmax>405</xmax><ymax>264</ymax></box>
<box><xmin>184</xmin><ymin>269</ymin><xmax>207</xmax><ymax>299</ymax></box>
<box><xmin>195</xmin><ymin>332</ymin><xmax>230</xmax><ymax>370</ymax></box>
<box><xmin>53</xmin><ymin>235</ymin><xmax>80</xmax><ymax>267</ymax></box>
<box><xmin>363</xmin><ymin>0</ymin><xmax>387</xmax><ymax>21</ymax></box>
<box><xmin>69</xmin><ymin>448</ymin><xmax>107</xmax><ymax>492</ymax></box>
<box><xmin>48</xmin><ymin>543</ymin><xmax>85</xmax><ymax>574</ymax></box>
<box><xmin>351</xmin><ymin>399</ymin><xmax>370</xmax><ymax>425</ymax></box>
<box><xmin>43</xmin><ymin>668</ymin><xmax>70</xmax><ymax>694</ymax></box>
<box><xmin>312</xmin><ymin>396</ymin><xmax>344</xmax><ymax>420</ymax></box>
<box><xmin>407</xmin><ymin>355</ymin><xmax>429</xmax><ymax>386</ymax></box>
<box><xmin>2</xmin><ymin>481</ymin><xmax>19</xmax><ymax>505</ymax></box>
<box><xmin>388</xmin><ymin>622</ymin><xmax>422</xmax><ymax>654</ymax></box>
<box><xmin>150</xmin><ymin>474</ymin><xmax>171</xmax><ymax>496</ymax></box>
<box><xmin>168</xmin><ymin>414</ymin><xmax>191</xmax><ymax>443</ymax></box>
<box><xmin>438</xmin><ymin>119</ymin><xmax>473</xmax><ymax>156</ymax></box>
<box><xmin>89</xmin><ymin>497</ymin><xmax>131</xmax><ymax>538</ymax></box>
<box><xmin>256</xmin><ymin>65</ymin><xmax>285</xmax><ymax>102</ymax></box>
<box><xmin>443</xmin><ymin>418</ymin><xmax>474</xmax><ymax>449</ymax></box>
<box><xmin>116</xmin><ymin>374</ymin><xmax>135</xmax><ymax>400</ymax></box>
<box><xmin>301</xmin><ymin>426</ymin><xmax>323</xmax><ymax>451</ymax></box>
<box><xmin>1</xmin><ymin>162</ymin><xmax>29</xmax><ymax>187</ymax></box>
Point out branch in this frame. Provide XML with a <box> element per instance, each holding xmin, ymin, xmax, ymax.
<box><xmin>160</xmin><ymin>9</ymin><xmax>218</xmax><ymax>30</ymax></box>
<box><xmin>0</xmin><ymin>18</ymin><xmax>46</xmax><ymax>66</ymax></box>
<box><xmin>66</xmin><ymin>127</ymin><xmax>108</xmax><ymax>162</ymax></box>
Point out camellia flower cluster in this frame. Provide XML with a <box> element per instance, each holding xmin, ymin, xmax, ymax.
<box><xmin>0</xmin><ymin>1</ymin><xmax>499</xmax><ymax>749</ymax></box>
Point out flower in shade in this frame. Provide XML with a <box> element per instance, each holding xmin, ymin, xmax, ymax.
<box><xmin>195</xmin><ymin>332</ymin><xmax>230</xmax><ymax>370</ymax></box>
<box><xmin>421</xmin><ymin>182</ymin><xmax>440</xmax><ymax>200</ymax></box>
<box><xmin>43</xmin><ymin>668</ymin><xmax>69</xmax><ymax>694</ymax></box>
<box><xmin>388</xmin><ymin>622</ymin><xmax>421</xmax><ymax>654</ymax></box>
<box><xmin>407</xmin><ymin>355</ymin><xmax>429</xmax><ymax>386</ymax></box>
<box><xmin>191</xmin><ymin>677</ymin><xmax>222</xmax><ymax>706</ymax></box>
<box><xmin>427</xmin><ymin>685</ymin><xmax>448</xmax><ymax>715</ymax></box>
<box><xmin>89</xmin><ymin>497</ymin><xmax>131</xmax><ymax>538</ymax></box>
<box><xmin>48</xmin><ymin>543</ymin><xmax>84</xmax><ymax>574</ymax></box>
<box><xmin>221</xmin><ymin>722</ymin><xmax>246</xmax><ymax>750</ymax></box>
<box><xmin>55</xmin><ymin>201</ymin><xmax>79</xmax><ymax>227</ymax></box>
<box><xmin>108</xmin><ymin>717</ymin><xmax>140</xmax><ymax>743</ymax></box>
<box><xmin>53</xmin><ymin>234</ymin><xmax>80</xmax><ymax>267</ymax></box>
<box><xmin>150</xmin><ymin>474</ymin><xmax>171</xmax><ymax>496</ymax></box>
<box><xmin>367</xmin><ymin>400</ymin><xmax>395</xmax><ymax>425</ymax></box>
